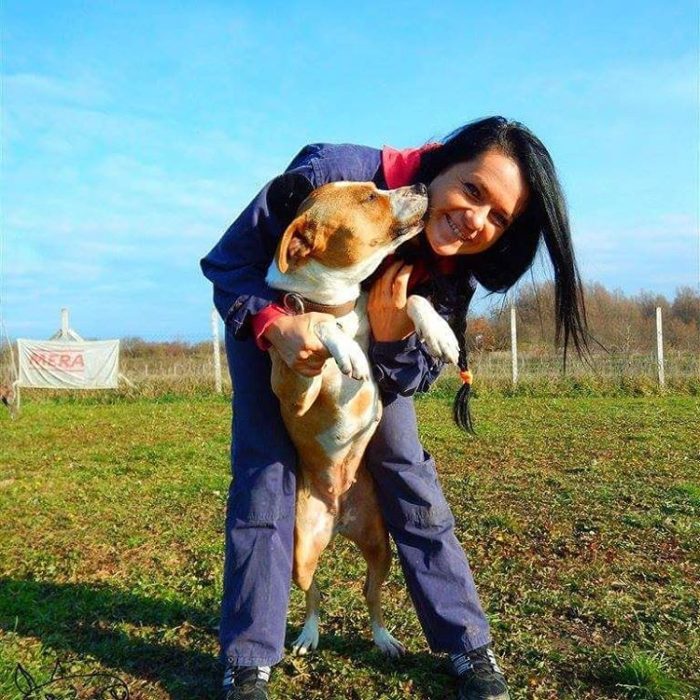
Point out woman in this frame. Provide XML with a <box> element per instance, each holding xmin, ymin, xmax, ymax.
<box><xmin>201</xmin><ymin>116</ymin><xmax>588</xmax><ymax>700</ymax></box>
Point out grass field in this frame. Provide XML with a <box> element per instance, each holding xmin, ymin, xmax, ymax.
<box><xmin>1</xmin><ymin>390</ymin><xmax>698</xmax><ymax>699</ymax></box>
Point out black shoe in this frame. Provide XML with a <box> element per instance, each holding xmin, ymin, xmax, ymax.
<box><xmin>453</xmin><ymin>646</ymin><xmax>510</xmax><ymax>700</ymax></box>
<box><xmin>223</xmin><ymin>665</ymin><xmax>270</xmax><ymax>700</ymax></box>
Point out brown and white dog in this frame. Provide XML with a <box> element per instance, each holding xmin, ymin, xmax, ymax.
<box><xmin>1</xmin><ymin>383</ymin><xmax>15</xmax><ymax>416</ymax></box>
<box><xmin>264</xmin><ymin>181</ymin><xmax>459</xmax><ymax>656</ymax></box>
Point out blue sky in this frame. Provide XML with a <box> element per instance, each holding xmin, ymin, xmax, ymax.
<box><xmin>2</xmin><ymin>1</ymin><xmax>698</xmax><ymax>340</ymax></box>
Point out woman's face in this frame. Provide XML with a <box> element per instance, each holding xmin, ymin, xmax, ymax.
<box><xmin>425</xmin><ymin>149</ymin><xmax>529</xmax><ymax>256</ymax></box>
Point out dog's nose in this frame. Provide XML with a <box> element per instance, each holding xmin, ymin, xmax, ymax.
<box><xmin>412</xmin><ymin>183</ymin><xmax>428</xmax><ymax>197</ymax></box>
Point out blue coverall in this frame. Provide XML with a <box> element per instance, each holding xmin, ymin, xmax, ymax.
<box><xmin>201</xmin><ymin>143</ymin><xmax>492</xmax><ymax>667</ymax></box>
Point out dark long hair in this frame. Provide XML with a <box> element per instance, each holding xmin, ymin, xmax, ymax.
<box><xmin>413</xmin><ymin>116</ymin><xmax>589</xmax><ymax>430</ymax></box>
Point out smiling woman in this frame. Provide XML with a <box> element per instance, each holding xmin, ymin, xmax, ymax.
<box><xmin>201</xmin><ymin>116</ymin><xmax>589</xmax><ymax>700</ymax></box>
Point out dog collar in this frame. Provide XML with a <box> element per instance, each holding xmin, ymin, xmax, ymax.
<box><xmin>281</xmin><ymin>292</ymin><xmax>356</xmax><ymax>318</ymax></box>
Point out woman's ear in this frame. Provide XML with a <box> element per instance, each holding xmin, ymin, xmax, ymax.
<box><xmin>277</xmin><ymin>214</ymin><xmax>315</xmax><ymax>273</ymax></box>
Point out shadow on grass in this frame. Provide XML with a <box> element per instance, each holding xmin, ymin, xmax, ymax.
<box><xmin>0</xmin><ymin>577</ymin><xmax>219</xmax><ymax>699</ymax></box>
<box><xmin>1</xmin><ymin>578</ymin><xmax>451</xmax><ymax>699</ymax></box>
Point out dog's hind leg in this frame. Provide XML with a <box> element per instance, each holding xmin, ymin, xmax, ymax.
<box><xmin>291</xmin><ymin>577</ymin><xmax>321</xmax><ymax>656</ymax></box>
<box><xmin>361</xmin><ymin>527</ymin><xmax>406</xmax><ymax>657</ymax></box>
<box><xmin>291</xmin><ymin>489</ymin><xmax>335</xmax><ymax>655</ymax></box>
<box><xmin>339</xmin><ymin>469</ymin><xmax>406</xmax><ymax>657</ymax></box>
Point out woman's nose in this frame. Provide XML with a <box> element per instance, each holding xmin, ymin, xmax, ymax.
<box><xmin>464</xmin><ymin>206</ymin><xmax>487</xmax><ymax>231</ymax></box>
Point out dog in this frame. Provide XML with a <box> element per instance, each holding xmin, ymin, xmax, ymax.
<box><xmin>1</xmin><ymin>383</ymin><xmax>16</xmax><ymax>418</ymax></box>
<box><xmin>264</xmin><ymin>181</ymin><xmax>459</xmax><ymax>656</ymax></box>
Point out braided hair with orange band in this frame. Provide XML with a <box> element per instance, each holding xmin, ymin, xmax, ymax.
<box><xmin>452</xmin><ymin>307</ymin><xmax>475</xmax><ymax>433</ymax></box>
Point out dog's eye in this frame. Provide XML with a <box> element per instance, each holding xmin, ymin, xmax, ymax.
<box><xmin>364</xmin><ymin>193</ymin><xmax>377</xmax><ymax>203</ymax></box>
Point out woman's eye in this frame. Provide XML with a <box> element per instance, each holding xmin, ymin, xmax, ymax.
<box><xmin>492</xmin><ymin>213</ymin><xmax>508</xmax><ymax>229</ymax></box>
<box><xmin>461</xmin><ymin>181</ymin><xmax>479</xmax><ymax>198</ymax></box>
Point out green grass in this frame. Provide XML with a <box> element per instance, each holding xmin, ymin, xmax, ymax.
<box><xmin>1</xmin><ymin>393</ymin><xmax>698</xmax><ymax>699</ymax></box>
<box><xmin>609</xmin><ymin>651</ymin><xmax>691</xmax><ymax>700</ymax></box>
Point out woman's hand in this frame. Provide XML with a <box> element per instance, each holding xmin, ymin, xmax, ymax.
<box><xmin>368</xmin><ymin>261</ymin><xmax>416</xmax><ymax>342</ymax></box>
<box><xmin>264</xmin><ymin>312</ymin><xmax>333</xmax><ymax>377</ymax></box>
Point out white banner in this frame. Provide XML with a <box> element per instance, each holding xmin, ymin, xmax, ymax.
<box><xmin>17</xmin><ymin>339</ymin><xmax>120</xmax><ymax>389</ymax></box>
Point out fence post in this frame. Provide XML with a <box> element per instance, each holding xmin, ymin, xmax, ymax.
<box><xmin>656</xmin><ymin>306</ymin><xmax>665</xmax><ymax>389</ymax></box>
<box><xmin>211</xmin><ymin>307</ymin><xmax>223</xmax><ymax>394</ymax></box>
<box><xmin>61</xmin><ymin>308</ymin><xmax>69</xmax><ymax>337</ymax></box>
<box><xmin>510</xmin><ymin>306</ymin><xmax>518</xmax><ymax>386</ymax></box>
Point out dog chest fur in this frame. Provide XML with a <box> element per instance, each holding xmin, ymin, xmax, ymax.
<box><xmin>269</xmin><ymin>300</ymin><xmax>381</xmax><ymax>500</ymax></box>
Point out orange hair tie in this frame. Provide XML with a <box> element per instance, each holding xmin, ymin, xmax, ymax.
<box><xmin>459</xmin><ymin>369</ymin><xmax>473</xmax><ymax>385</ymax></box>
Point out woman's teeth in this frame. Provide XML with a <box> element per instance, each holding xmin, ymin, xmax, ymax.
<box><xmin>446</xmin><ymin>214</ymin><xmax>477</xmax><ymax>242</ymax></box>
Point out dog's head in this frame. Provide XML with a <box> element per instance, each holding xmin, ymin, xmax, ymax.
<box><xmin>275</xmin><ymin>182</ymin><xmax>428</xmax><ymax>278</ymax></box>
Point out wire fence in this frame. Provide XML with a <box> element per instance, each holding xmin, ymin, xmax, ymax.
<box><xmin>113</xmin><ymin>344</ymin><xmax>699</xmax><ymax>396</ymax></box>
<box><xmin>1</xmin><ymin>309</ymin><xmax>698</xmax><ymax>399</ymax></box>
<box><xmin>470</xmin><ymin>349</ymin><xmax>699</xmax><ymax>381</ymax></box>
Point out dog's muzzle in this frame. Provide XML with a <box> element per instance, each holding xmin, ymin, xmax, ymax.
<box><xmin>390</xmin><ymin>184</ymin><xmax>429</xmax><ymax>232</ymax></box>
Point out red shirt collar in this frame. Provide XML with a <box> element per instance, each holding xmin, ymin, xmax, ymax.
<box><xmin>381</xmin><ymin>143</ymin><xmax>440</xmax><ymax>188</ymax></box>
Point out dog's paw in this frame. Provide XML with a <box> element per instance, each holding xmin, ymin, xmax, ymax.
<box><xmin>315</xmin><ymin>323</ymin><xmax>370</xmax><ymax>381</ymax></box>
<box><xmin>372</xmin><ymin>626</ymin><xmax>406</xmax><ymax>658</ymax></box>
<box><xmin>291</xmin><ymin>616</ymin><xmax>320</xmax><ymax>655</ymax></box>
<box><xmin>406</xmin><ymin>295</ymin><xmax>460</xmax><ymax>365</ymax></box>
<box><xmin>341</xmin><ymin>339</ymin><xmax>371</xmax><ymax>380</ymax></box>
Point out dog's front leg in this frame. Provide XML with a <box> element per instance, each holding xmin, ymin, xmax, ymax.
<box><xmin>314</xmin><ymin>321</ymin><xmax>370</xmax><ymax>381</ymax></box>
<box><xmin>270</xmin><ymin>349</ymin><xmax>323</xmax><ymax>417</ymax></box>
<box><xmin>406</xmin><ymin>295</ymin><xmax>460</xmax><ymax>365</ymax></box>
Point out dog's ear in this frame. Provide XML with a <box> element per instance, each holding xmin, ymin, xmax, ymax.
<box><xmin>277</xmin><ymin>214</ymin><xmax>316</xmax><ymax>273</ymax></box>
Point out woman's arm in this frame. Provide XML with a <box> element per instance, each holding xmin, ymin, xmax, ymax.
<box><xmin>201</xmin><ymin>172</ymin><xmax>334</xmax><ymax>376</ymax></box>
<box><xmin>370</xmin><ymin>335</ymin><xmax>445</xmax><ymax>396</ymax></box>
<box><xmin>201</xmin><ymin>143</ymin><xmax>384</xmax><ymax>341</ymax></box>
<box><xmin>200</xmin><ymin>169</ymin><xmax>315</xmax><ymax>339</ymax></box>
<box><xmin>367</xmin><ymin>261</ymin><xmax>446</xmax><ymax>396</ymax></box>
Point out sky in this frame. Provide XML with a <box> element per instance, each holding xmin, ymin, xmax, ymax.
<box><xmin>1</xmin><ymin>0</ymin><xmax>698</xmax><ymax>341</ymax></box>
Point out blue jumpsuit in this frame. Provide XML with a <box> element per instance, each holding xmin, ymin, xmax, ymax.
<box><xmin>201</xmin><ymin>143</ymin><xmax>492</xmax><ymax>667</ymax></box>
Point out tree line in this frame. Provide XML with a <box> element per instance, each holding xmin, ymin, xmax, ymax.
<box><xmin>111</xmin><ymin>284</ymin><xmax>699</xmax><ymax>358</ymax></box>
<box><xmin>468</xmin><ymin>284</ymin><xmax>699</xmax><ymax>354</ymax></box>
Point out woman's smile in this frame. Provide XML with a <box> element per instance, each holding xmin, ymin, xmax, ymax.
<box><xmin>429</xmin><ymin>212</ymin><xmax>481</xmax><ymax>251</ymax></box>
<box><xmin>446</xmin><ymin>213</ymin><xmax>478</xmax><ymax>242</ymax></box>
